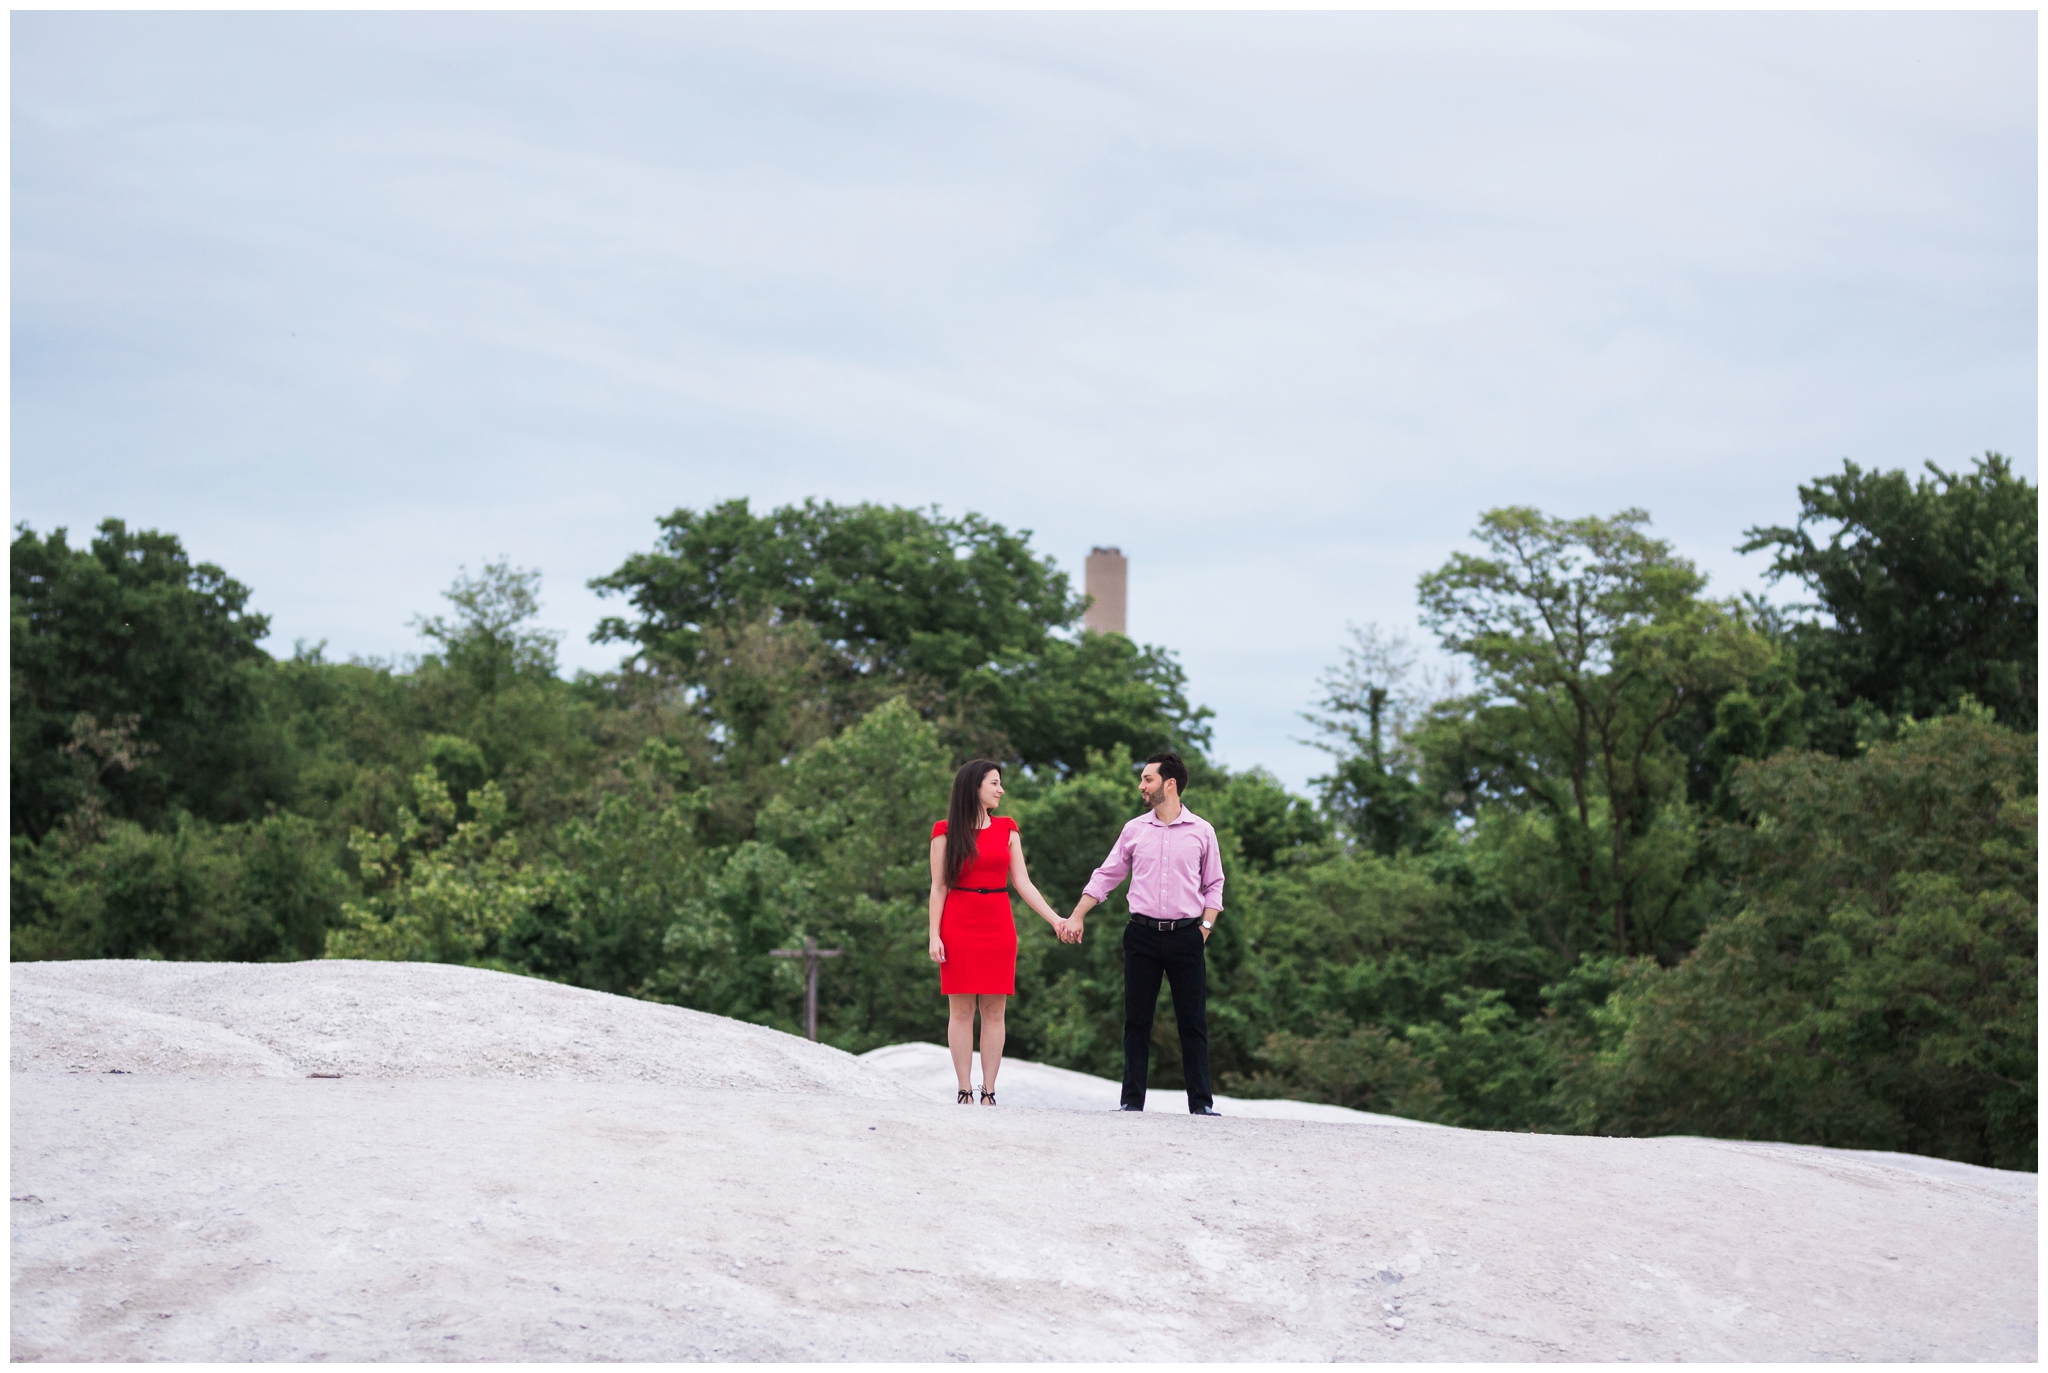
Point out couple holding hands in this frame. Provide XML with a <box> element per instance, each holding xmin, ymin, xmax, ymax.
<box><xmin>926</xmin><ymin>751</ymin><xmax>1224</xmax><ymax>1114</ymax></box>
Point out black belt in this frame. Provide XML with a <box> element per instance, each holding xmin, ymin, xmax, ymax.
<box><xmin>1131</xmin><ymin>915</ymin><xmax>1203</xmax><ymax>932</ymax></box>
<box><xmin>958</xmin><ymin>887</ymin><xmax>1008</xmax><ymax>895</ymax></box>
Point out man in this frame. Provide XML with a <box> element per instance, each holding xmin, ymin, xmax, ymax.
<box><xmin>1061</xmin><ymin>751</ymin><xmax>1224</xmax><ymax>1114</ymax></box>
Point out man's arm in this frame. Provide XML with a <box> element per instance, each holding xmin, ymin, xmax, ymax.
<box><xmin>1066</xmin><ymin>827</ymin><xmax>1133</xmax><ymax>942</ymax></box>
<box><xmin>1196</xmin><ymin>824</ymin><xmax>1225</xmax><ymax>941</ymax></box>
<box><xmin>1197</xmin><ymin>825</ymin><xmax>1225</xmax><ymax>913</ymax></box>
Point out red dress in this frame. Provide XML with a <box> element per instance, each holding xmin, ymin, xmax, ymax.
<box><xmin>933</xmin><ymin>817</ymin><xmax>1019</xmax><ymax>996</ymax></box>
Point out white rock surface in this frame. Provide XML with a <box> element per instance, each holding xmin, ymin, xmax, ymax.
<box><xmin>857</xmin><ymin>1044</ymin><xmax>2038</xmax><ymax>1195</ymax></box>
<box><xmin>11</xmin><ymin>959</ymin><xmax>2038</xmax><ymax>1361</ymax></box>
<box><xmin>11</xmin><ymin>958</ymin><xmax>915</xmax><ymax>1097</ymax></box>
<box><xmin>859</xmin><ymin>1039</ymin><xmax>1442</xmax><ymax>1125</ymax></box>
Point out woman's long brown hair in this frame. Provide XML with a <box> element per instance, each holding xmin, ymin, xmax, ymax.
<box><xmin>943</xmin><ymin>759</ymin><xmax>1002</xmax><ymax>888</ymax></box>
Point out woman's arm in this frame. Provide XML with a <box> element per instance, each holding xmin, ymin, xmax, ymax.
<box><xmin>928</xmin><ymin>836</ymin><xmax>949</xmax><ymax>964</ymax></box>
<box><xmin>1008</xmin><ymin>832</ymin><xmax>1066</xmax><ymax>932</ymax></box>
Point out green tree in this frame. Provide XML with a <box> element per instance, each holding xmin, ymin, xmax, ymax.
<box><xmin>12</xmin><ymin>520</ymin><xmax>282</xmax><ymax>839</ymax></box>
<box><xmin>1553</xmin><ymin>711</ymin><xmax>2037</xmax><ymax>1170</ymax></box>
<box><xmin>1301</xmin><ymin>623</ymin><xmax>1452</xmax><ymax>855</ymax></box>
<box><xmin>972</xmin><ymin>630</ymin><xmax>1214</xmax><ymax>775</ymax></box>
<box><xmin>640</xmin><ymin>698</ymin><xmax>956</xmax><ymax>1044</ymax></box>
<box><xmin>399</xmin><ymin>562</ymin><xmax>609</xmax><ymax>838</ymax></box>
<box><xmin>1417</xmin><ymin>507</ymin><xmax>1771</xmax><ymax>956</ymax></box>
<box><xmin>262</xmin><ymin>564</ymin><xmax>661</xmax><ymax>854</ymax></box>
<box><xmin>591</xmin><ymin>498</ymin><xmax>1083</xmax><ymax>687</ymax></box>
<box><xmin>1401</xmin><ymin>986</ymin><xmax>1559</xmax><ymax>1130</ymax></box>
<box><xmin>500</xmin><ymin>738</ymin><xmax>713</xmax><ymax>998</ymax></box>
<box><xmin>753</xmin><ymin>697</ymin><xmax>957</xmax><ymax>1048</ymax></box>
<box><xmin>326</xmin><ymin>767</ymin><xmax>546</xmax><ymax>965</ymax></box>
<box><xmin>411</xmin><ymin>559</ymin><xmax>565</xmax><ymax>697</ymax></box>
<box><xmin>682</xmin><ymin>616</ymin><xmax>864</xmax><ymax>845</ymax></box>
<box><xmin>1230</xmin><ymin>1013</ymin><xmax>1445</xmax><ymax>1119</ymax></box>
<box><xmin>1741</xmin><ymin>453</ymin><xmax>2037</xmax><ymax>743</ymax></box>
<box><xmin>1200</xmin><ymin>768</ymin><xmax>1330</xmax><ymax>871</ymax></box>
<box><xmin>1662</xmin><ymin>615</ymin><xmax>1809</xmax><ymax>819</ymax></box>
<box><xmin>13</xmin><ymin>811</ymin><xmax>342</xmax><ymax>963</ymax></box>
<box><xmin>590</xmin><ymin>498</ymin><xmax>1208</xmax><ymax>775</ymax></box>
<box><xmin>1207</xmin><ymin>830</ymin><xmax>1568</xmax><ymax>1129</ymax></box>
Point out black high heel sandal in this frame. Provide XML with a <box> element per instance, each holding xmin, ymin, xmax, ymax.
<box><xmin>957</xmin><ymin>1087</ymin><xmax>974</xmax><ymax>1105</ymax></box>
<box><xmin>979</xmin><ymin>1088</ymin><xmax>997</xmax><ymax>1106</ymax></box>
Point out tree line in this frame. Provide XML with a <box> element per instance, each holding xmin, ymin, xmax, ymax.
<box><xmin>11</xmin><ymin>456</ymin><xmax>2036</xmax><ymax>1170</ymax></box>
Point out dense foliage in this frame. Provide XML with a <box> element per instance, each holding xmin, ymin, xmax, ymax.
<box><xmin>1549</xmin><ymin>709</ymin><xmax>2036</xmax><ymax>1170</ymax></box>
<box><xmin>1741</xmin><ymin>453</ymin><xmax>2037</xmax><ymax>747</ymax></box>
<box><xmin>11</xmin><ymin>520</ymin><xmax>284</xmax><ymax>839</ymax></box>
<box><xmin>12</xmin><ymin>467</ymin><xmax>2037</xmax><ymax>1171</ymax></box>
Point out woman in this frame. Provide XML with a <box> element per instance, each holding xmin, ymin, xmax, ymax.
<box><xmin>929</xmin><ymin>759</ymin><xmax>1067</xmax><ymax>1105</ymax></box>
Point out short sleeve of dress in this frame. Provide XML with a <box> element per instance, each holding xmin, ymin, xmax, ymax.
<box><xmin>1001</xmin><ymin>817</ymin><xmax>1020</xmax><ymax>838</ymax></box>
<box><xmin>931</xmin><ymin>819</ymin><xmax>948</xmax><ymax>839</ymax></box>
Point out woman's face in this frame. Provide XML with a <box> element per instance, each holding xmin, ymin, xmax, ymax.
<box><xmin>978</xmin><ymin>769</ymin><xmax>1004</xmax><ymax>812</ymax></box>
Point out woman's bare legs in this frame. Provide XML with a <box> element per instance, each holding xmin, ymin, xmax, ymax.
<box><xmin>977</xmin><ymin>994</ymin><xmax>1007</xmax><ymax>1096</ymax></box>
<box><xmin>947</xmin><ymin>994</ymin><xmax>978</xmax><ymax>1092</ymax></box>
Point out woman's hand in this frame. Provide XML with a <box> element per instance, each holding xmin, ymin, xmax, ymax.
<box><xmin>928</xmin><ymin>935</ymin><xmax>946</xmax><ymax>964</ymax></box>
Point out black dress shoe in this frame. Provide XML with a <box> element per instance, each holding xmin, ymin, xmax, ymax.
<box><xmin>1191</xmin><ymin>1106</ymin><xmax>1223</xmax><ymax>1116</ymax></box>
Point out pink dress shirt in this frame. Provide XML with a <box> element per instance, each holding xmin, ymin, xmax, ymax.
<box><xmin>1082</xmin><ymin>806</ymin><xmax>1226</xmax><ymax>920</ymax></box>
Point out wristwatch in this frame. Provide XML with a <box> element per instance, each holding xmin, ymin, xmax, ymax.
<box><xmin>1201</xmin><ymin>921</ymin><xmax>1214</xmax><ymax>930</ymax></box>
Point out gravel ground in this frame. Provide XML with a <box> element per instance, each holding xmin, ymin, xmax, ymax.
<box><xmin>11</xmin><ymin>960</ymin><xmax>2037</xmax><ymax>1362</ymax></box>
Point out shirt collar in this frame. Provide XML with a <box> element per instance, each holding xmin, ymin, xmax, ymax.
<box><xmin>1142</xmin><ymin>805</ymin><xmax>1200</xmax><ymax>827</ymax></box>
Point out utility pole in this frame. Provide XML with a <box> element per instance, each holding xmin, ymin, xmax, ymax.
<box><xmin>769</xmin><ymin>935</ymin><xmax>842</xmax><ymax>1042</ymax></box>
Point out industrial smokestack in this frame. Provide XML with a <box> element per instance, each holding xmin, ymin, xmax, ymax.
<box><xmin>1083</xmin><ymin>547</ymin><xmax>1127</xmax><ymax>636</ymax></box>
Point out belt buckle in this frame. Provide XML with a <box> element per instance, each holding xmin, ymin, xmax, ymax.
<box><xmin>1155</xmin><ymin>919</ymin><xmax>1172</xmax><ymax>932</ymax></box>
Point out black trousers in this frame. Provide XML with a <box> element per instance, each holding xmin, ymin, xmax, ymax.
<box><xmin>1121</xmin><ymin>920</ymin><xmax>1212</xmax><ymax>1112</ymax></box>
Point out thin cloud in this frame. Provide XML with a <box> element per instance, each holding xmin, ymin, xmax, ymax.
<box><xmin>12</xmin><ymin>11</ymin><xmax>2035</xmax><ymax>791</ymax></box>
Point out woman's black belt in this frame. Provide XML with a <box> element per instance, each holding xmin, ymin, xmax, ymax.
<box><xmin>958</xmin><ymin>886</ymin><xmax>1009</xmax><ymax>894</ymax></box>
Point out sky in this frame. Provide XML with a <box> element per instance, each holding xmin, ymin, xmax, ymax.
<box><xmin>12</xmin><ymin>11</ymin><xmax>2037</xmax><ymax>794</ymax></box>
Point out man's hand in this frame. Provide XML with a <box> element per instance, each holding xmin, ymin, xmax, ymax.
<box><xmin>1199</xmin><ymin>924</ymin><xmax>1211</xmax><ymax>944</ymax></box>
<box><xmin>1063</xmin><ymin>895</ymin><xmax>1097</xmax><ymax>945</ymax></box>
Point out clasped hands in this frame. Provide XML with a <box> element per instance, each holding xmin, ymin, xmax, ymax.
<box><xmin>941</xmin><ymin>913</ymin><xmax>1208</xmax><ymax>952</ymax></box>
<box><xmin>1052</xmin><ymin>913</ymin><xmax>1211</xmax><ymax>945</ymax></box>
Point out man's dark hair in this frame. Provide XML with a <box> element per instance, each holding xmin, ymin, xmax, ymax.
<box><xmin>1144</xmin><ymin>751</ymin><xmax>1189</xmax><ymax>799</ymax></box>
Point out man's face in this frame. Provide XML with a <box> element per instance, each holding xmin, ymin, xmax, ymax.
<box><xmin>1139</xmin><ymin>763</ymin><xmax>1173</xmax><ymax>810</ymax></box>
